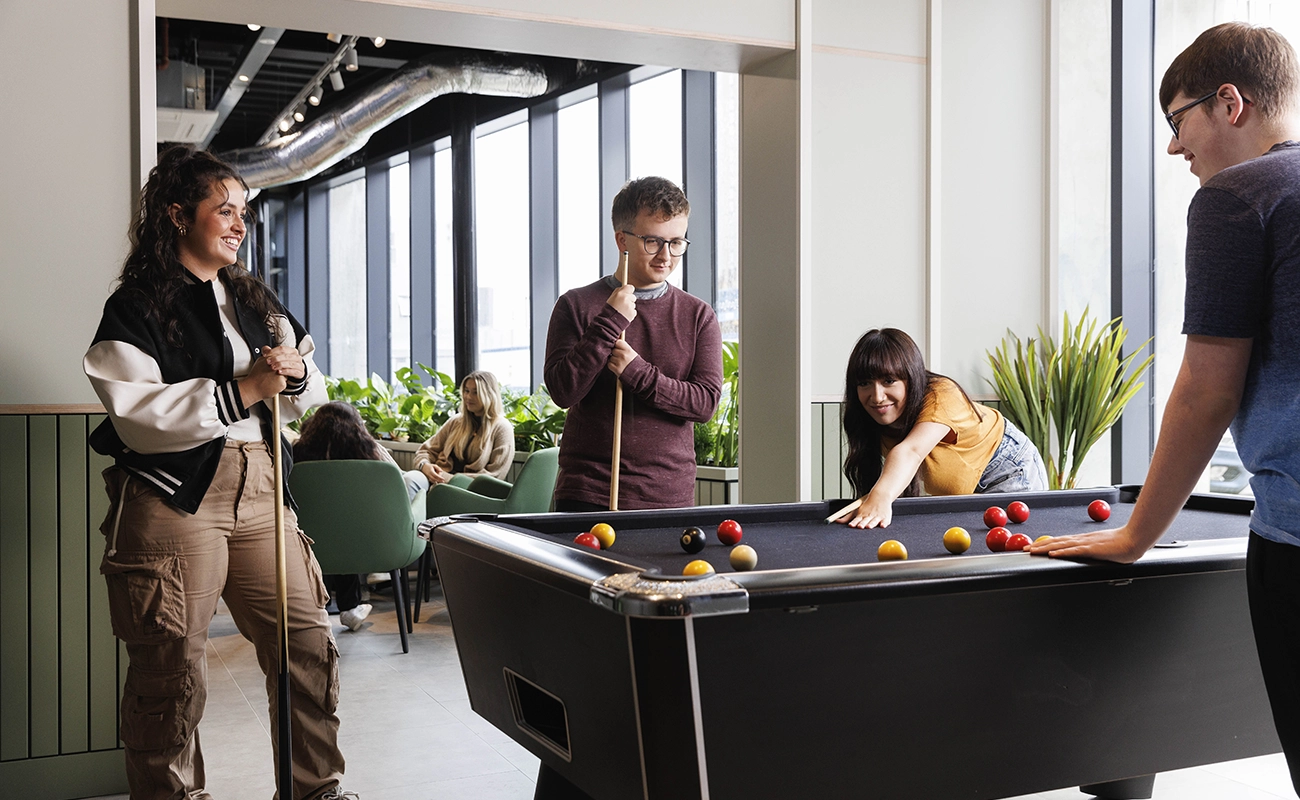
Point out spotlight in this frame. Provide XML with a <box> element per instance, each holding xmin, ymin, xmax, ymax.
<box><xmin>343</xmin><ymin>46</ymin><xmax>359</xmax><ymax>71</ymax></box>
<box><xmin>326</xmin><ymin>32</ymin><xmax>342</xmax><ymax>43</ymax></box>
<box><xmin>278</xmin><ymin>117</ymin><xmax>293</xmax><ymax>133</ymax></box>
<box><xmin>293</xmin><ymin>104</ymin><xmax>306</xmax><ymax>123</ymax></box>
<box><xmin>237</xmin><ymin>74</ymin><xmax>251</xmax><ymax>83</ymax></box>
<box><xmin>307</xmin><ymin>85</ymin><xmax>324</xmax><ymax>106</ymax></box>
<box><xmin>247</xmin><ymin>23</ymin><xmax>262</xmax><ymax>31</ymax></box>
<box><xmin>329</xmin><ymin>70</ymin><xmax>345</xmax><ymax>91</ymax></box>
<box><xmin>371</xmin><ymin>36</ymin><xmax>386</xmax><ymax>47</ymax></box>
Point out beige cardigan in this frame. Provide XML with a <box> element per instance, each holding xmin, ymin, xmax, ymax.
<box><xmin>413</xmin><ymin>415</ymin><xmax>515</xmax><ymax>479</ymax></box>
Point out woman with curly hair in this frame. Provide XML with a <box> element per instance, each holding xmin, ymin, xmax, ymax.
<box><xmin>83</xmin><ymin>145</ymin><xmax>355</xmax><ymax>799</ymax></box>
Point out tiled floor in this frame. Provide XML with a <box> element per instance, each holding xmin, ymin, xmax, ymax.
<box><xmin>86</xmin><ymin>582</ymin><xmax>1299</xmax><ymax>800</ymax></box>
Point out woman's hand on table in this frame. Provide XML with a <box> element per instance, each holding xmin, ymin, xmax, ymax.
<box><xmin>839</xmin><ymin>493</ymin><xmax>892</xmax><ymax>529</ymax></box>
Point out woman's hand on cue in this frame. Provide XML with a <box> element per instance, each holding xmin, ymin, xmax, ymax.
<box><xmin>262</xmin><ymin>345</ymin><xmax>305</xmax><ymax>380</ymax></box>
<box><xmin>842</xmin><ymin>492</ymin><xmax>892</xmax><ymax>529</ymax></box>
<box><xmin>238</xmin><ymin>354</ymin><xmax>288</xmax><ymax>407</ymax></box>
<box><xmin>607</xmin><ymin>339</ymin><xmax>638</xmax><ymax>377</ymax></box>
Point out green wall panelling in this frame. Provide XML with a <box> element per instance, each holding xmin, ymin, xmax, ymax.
<box><xmin>58</xmin><ymin>416</ymin><xmax>90</xmax><ymax>754</ymax></box>
<box><xmin>27</xmin><ymin>416</ymin><xmax>61</xmax><ymax>757</ymax></box>
<box><xmin>0</xmin><ymin>749</ymin><xmax>129</xmax><ymax>799</ymax></box>
<box><xmin>1</xmin><ymin>416</ymin><xmax>30</xmax><ymax>761</ymax></box>
<box><xmin>86</xmin><ymin>418</ymin><xmax>120</xmax><ymax>752</ymax></box>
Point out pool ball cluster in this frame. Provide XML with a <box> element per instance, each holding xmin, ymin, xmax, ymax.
<box><xmin>680</xmin><ymin>519</ymin><xmax>756</xmax><ymax>575</ymax></box>
<box><xmin>877</xmin><ymin>498</ymin><xmax>1115</xmax><ymax>562</ymax></box>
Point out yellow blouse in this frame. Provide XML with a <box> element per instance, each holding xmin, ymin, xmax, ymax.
<box><xmin>883</xmin><ymin>378</ymin><xmax>1004</xmax><ymax>495</ymax></box>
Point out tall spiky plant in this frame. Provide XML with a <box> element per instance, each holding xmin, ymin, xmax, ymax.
<box><xmin>987</xmin><ymin>310</ymin><xmax>1152</xmax><ymax>489</ymax></box>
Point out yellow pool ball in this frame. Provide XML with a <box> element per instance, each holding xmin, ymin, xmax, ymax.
<box><xmin>1035</xmin><ymin>535</ymin><xmax>1054</xmax><ymax>544</ymax></box>
<box><xmin>877</xmin><ymin>540</ymin><xmax>908</xmax><ymax>561</ymax></box>
<box><xmin>943</xmin><ymin>526</ymin><xmax>971</xmax><ymax>555</ymax></box>
<box><xmin>683</xmin><ymin>559</ymin><xmax>715</xmax><ymax>576</ymax></box>
<box><xmin>589</xmin><ymin>522</ymin><xmax>616</xmax><ymax>549</ymax></box>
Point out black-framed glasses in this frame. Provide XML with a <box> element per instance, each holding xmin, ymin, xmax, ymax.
<box><xmin>622</xmin><ymin>230</ymin><xmax>690</xmax><ymax>257</ymax></box>
<box><xmin>1164</xmin><ymin>91</ymin><xmax>1217</xmax><ymax>139</ymax></box>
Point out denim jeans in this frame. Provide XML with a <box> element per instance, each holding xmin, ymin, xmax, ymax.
<box><xmin>976</xmin><ymin>418</ymin><xmax>1049</xmax><ymax>493</ymax></box>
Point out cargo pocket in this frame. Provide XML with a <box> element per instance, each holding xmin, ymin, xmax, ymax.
<box><xmin>295</xmin><ymin>529</ymin><xmax>331</xmax><ymax>610</ymax></box>
<box><xmin>101</xmin><ymin>553</ymin><xmax>187</xmax><ymax>644</ymax></box>
<box><xmin>121</xmin><ymin>663</ymin><xmax>199</xmax><ymax>749</ymax></box>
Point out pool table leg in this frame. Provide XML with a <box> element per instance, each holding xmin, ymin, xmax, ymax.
<box><xmin>1079</xmin><ymin>774</ymin><xmax>1156</xmax><ymax>799</ymax></box>
<box><xmin>534</xmin><ymin>763</ymin><xmax>598</xmax><ymax>800</ymax></box>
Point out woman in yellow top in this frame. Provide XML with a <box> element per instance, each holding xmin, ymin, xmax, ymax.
<box><xmin>838</xmin><ymin>328</ymin><xmax>1048</xmax><ymax>529</ymax></box>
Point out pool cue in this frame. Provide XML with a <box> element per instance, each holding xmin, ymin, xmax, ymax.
<box><xmin>610</xmin><ymin>250</ymin><xmax>630</xmax><ymax>511</ymax></box>
<box><xmin>270</xmin><ymin>368</ymin><xmax>293</xmax><ymax>800</ymax></box>
<box><xmin>826</xmin><ymin>498</ymin><xmax>862</xmax><ymax>523</ymax></box>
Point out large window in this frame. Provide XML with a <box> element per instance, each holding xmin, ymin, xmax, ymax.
<box><xmin>328</xmin><ymin>176</ymin><xmax>367</xmax><ymax>381</ymax></box>
<box><xmin>715</xmin><ymin>72</ymin><xmax>740</xmax><ymax>342</ymax></box>
<box><xmin>389</xmin><ymin>160</ymin><xmax>411</xmax><ymax>380</ymax></box>
<box><xmin>475</xmin><ymin>118</ymin><xmax>532</xmax><ymax>390</ymax></box>
<box><xmin>557</xmin><ymin>96</ymin><xmax>601</xmax><ymax>293</ymax></box>
<box><xmin>629</xmin><ymin>70</ymin><xmax>685</xmax><ymax>289</ymax></box>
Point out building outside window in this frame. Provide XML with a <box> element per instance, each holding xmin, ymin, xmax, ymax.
<box><xmin>328</xmin><ymin>176</ymin><xmax>368</xmax><ymax>381</ymax></box>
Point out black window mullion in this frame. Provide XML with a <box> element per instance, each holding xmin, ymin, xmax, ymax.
<box><xmin>365</xmin><ymin>163</ymin><xmax>391</xmax><ymax>380</ymax></box>
<box><xmin>530</xmin><ymin>101</ymin><xmax>560</xmax><ymax>391</ymax></box>
<box><xmin>451</xmin><ymin>96</ymin><xmax>479</xmax><ymax>384</ymax></box>
<box><xmin>410</xmin><ymin>144</ymin><xmax>436</xmax><ymax>373</ymax></box>
<box><xmin>681</xmin><ymin>69</ymin><xmax>716</xmax><ymax>306</ymax></box>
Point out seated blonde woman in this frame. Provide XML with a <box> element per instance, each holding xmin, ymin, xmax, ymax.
<box><xmin>411</xmin><ymin>370</ymin><xmax>515</xmax><ymax>490</ymax></box>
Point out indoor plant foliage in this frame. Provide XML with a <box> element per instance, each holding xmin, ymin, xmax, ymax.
<box><xmin>502</xmin><ymin>385</ymin><xmax>567</xmax><ymax>453</ymax></box>
<box><xmin>299</xmin><ymin>363</ymin><xmax>460</xmax><ymax>441</ymax></box>
<box><xmin>986</xmin><ymin>311</ymin><xmax>1152</xmax><ymax>490</ymax></box>
<box><xmin>695</xmin><ymin>341</ymin><xmax>739</xmax><ymax>467</ymax></box>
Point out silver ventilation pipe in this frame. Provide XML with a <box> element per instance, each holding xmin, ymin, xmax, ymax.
<box><xmin>221</xmin><ymin>52</ymin><xmax>555</xmax><ymax>189</ymax></box>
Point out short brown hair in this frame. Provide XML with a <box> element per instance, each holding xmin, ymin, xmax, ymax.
<box><xmin>610</xmin><ymin>176</ymin><xmax>690</xmax><ymax>232</ymax></box>
<box><xmin>1160</xmin><ymin>22</ymin><xmax>1299</xmax><ymax>121</ymax></box>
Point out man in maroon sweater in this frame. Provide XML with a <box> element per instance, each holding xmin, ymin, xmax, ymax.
<box><xmin>544</xmin><ymin>177</ymin><xmax>723</xmax><ymax>511</ymax></box>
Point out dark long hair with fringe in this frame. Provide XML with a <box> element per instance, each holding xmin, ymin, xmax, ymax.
<box><xmin>118</xmin><ymin>145</ymin><xmax>278</xmax><ymax>348</ymax></box>
<box><xmin>841</xmin><ymin>328</ymin><xmax>980</xmax><ymax>497</ymax></box>
<box><xmin>292</xmin><ymin>402</ymin><xmax>385</xmax><ymax>463</ymax></box>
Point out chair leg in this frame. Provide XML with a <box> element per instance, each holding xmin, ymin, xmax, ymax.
<box><xmin>402</xmin><ymin>566</ymin><xmax>414</xmax><ymax>633</ymax></box>
<box><xmin>391</xmin><ymin>569</ymin><xmax>409</xmax><ymax>654</ymax></box>
<box><xmin>414</xmin><ymin>545</ymin><xmax>428</xmax><ymax>624</ymax></box>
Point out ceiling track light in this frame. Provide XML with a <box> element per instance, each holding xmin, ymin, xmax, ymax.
<box><xmin>247</xmin><ymin>23</ymin><xmax>262</xmax><ymax>31</ymax></box>
<box><xmin>307</xmin><ymin>85</ymin><xmax>324</xmax><ymax>106</ymax></box>
<box><xmin>329</xmin><ymin>70</ymin><xmax>345</xmax><ymax>91</ymax></box>
<box><xmin>371</xmin><ymin>36</ymin><xmax>386</xmax><ymax>47</ymax></box>
<box><xmin>343</xmin><ymin>45</ymin><xmax>359</xmax><ymax>71</ymax></box>
<box><xmin>326</xmin><ymin>32</ymin><xmax>342</xmax><ymax>43</ymax></box>
<box><xmin>293</xmin><ymin>104</ymin><xmax>306</xmax><ymax>123</ymax></box>
<box><xmin>278</xmin><ymin>117</ymin><xmax>293</xmax><ymax>133</ymax></box>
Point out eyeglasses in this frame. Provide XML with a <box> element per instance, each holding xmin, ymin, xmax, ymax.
<box><xmin>1164</xmin><ymin>92</ymin><xmax>1217</xmax><ymax>139</ymax></box>
<box><xmin>622</xmin><ymin>231</ymin><xmax>690</xmax><ymax>257</ymax></box>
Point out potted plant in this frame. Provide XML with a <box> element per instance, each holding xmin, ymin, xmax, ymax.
<box><xmin>694</xmin><ymin>341</ymin><xmax>739</xmax><ymax>504</ymax></box>
<box><xmin>986</xmin><ymin>310</ymin><xmax>1152</xmax><ymax>490</ymax></box>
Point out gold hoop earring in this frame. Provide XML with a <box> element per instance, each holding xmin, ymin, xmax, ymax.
<box><xmin>178</xmin><ymin>225</ymin><xmax>188</xmax><ymax>237</ymax></box>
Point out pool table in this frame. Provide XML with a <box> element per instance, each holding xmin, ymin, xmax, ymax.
<box><xmin>429</xmin><ymin>487</ymin><xmax>1278</xmax><ymax>800</ymax></box>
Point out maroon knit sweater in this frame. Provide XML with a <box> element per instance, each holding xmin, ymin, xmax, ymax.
<box><xmin>544</xmin><ymin>278</ymin><xmax>722</xmax><ymax>509</ymax></box>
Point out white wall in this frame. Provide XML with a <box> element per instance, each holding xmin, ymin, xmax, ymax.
<box><xmin>0</xmin><ymin>0</ymin><xmax>141</xmax><ymax>404</ymax></box>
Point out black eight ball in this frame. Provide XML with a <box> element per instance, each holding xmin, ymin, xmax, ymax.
<box><xmin>680</xmin><ymin>527</ymin><xmax>706</xmax><ymax>554</ymax></box>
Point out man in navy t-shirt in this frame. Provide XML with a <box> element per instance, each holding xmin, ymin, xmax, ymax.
<box><xmin>1028</xmin><ymin>21</ymin><xmax>1300</xmax><ymax>788</ymax></box>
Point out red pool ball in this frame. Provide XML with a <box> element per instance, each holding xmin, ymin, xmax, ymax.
<box><xmin>717</xmin><ymin>519</ymin><xmax>744</xmax><ymax>546</ymax></box>
<box><xmin>573</xmin><ymin>532</ymin><xmax>601</xmax><ymax>550</ymax></box>
<box><xmin>1088</xmin><ymin>499</ymin><xmax>1111</xmax><ymax>522</ymax></box>
<box><xmin>1006</xmin><ymin>501</ymin><xmax>1031</xmax><ymax>524</ymax></box>
<box><xmin>986</xmin><ymin>527</ymin><xmax>1011</xmax><ymax>552</ymax></box>
<box><xmin>983</xmin><ymin>506</ymin><xmax>1009</xmax><ymax>528</ymax></box>
<box><xmin>1004</xmin><ymin>532</ymin><xmax>1032</xmax><ymax>551</ymax></box>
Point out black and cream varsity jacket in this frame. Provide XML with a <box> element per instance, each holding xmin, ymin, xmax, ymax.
<box><xmin>84</xmin><ymin>270</ymin><xmax>325</xmax><ymax>514</ymax></box>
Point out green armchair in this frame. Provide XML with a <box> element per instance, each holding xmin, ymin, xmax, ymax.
<box><xmin>288</xmin><ymin>460</ymin><xmax>428</xmax><ymax>653</ymax></box>
<box><xmin>416</xmin><ymin>448</ymin><xmax>560</xmax><ymax>620</ymax></box>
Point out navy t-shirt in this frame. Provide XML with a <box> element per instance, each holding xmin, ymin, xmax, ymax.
<box><xmin>1182</xmin><ymin>141</ymin><xmax>1300</xmax><ymax>546</ymax></box>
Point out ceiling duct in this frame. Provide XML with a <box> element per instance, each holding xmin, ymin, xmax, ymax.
<box><xmin>219</xmin><ymin>51</ymin><xmax>556</xmax><ymax>189</ymax></box>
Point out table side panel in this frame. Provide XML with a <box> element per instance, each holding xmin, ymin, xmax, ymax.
<box><xmin>692</xmin><ymin>568</ymin><xmax>1278</xmax><ymax>800</ymax></box>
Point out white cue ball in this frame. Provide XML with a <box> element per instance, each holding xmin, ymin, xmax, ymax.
<box><xmin>729</xmin><ymin>544</ymin><xmax>758</xmax><ymax>571</ymax></box>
